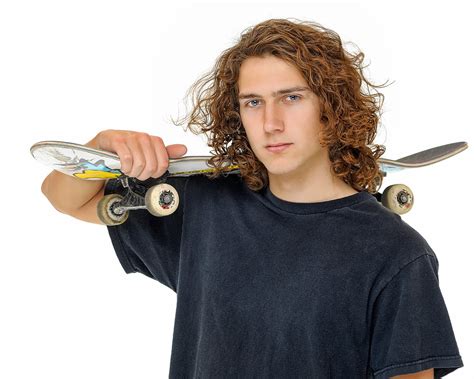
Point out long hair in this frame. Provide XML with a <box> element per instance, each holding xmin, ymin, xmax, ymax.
<box><xmin>173</xmin><ymin>18</ymin><xmax>388</xmax><ymax>193</ymax></box>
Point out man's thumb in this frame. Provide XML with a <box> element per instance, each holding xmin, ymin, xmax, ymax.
<box><xmin>166</xmin><ymin>144</ymin><xmax>188</xmax><ymax>158</ymax></box>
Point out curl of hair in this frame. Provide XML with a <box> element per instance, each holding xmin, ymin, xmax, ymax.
<box><xmin>173</xmin><ymin>18</ymin><xmax>389</xmax><ymax>194</ymax></box>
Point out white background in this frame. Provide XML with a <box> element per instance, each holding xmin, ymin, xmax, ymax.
<box><xmin>1</xmin><ymin>0</ymin><xmax>472</xmax><ymax>377</ymax></box>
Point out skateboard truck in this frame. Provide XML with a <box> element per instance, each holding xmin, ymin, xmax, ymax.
<box><xmin>97</xmin><ymin>171</ymin><xmax>180</xmax><ymax>225</ymax></box>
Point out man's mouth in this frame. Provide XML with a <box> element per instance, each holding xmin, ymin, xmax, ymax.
<box><xmin>266</xmin><ymin>143</ymin><xmax>292</xmax><ymax>152</ymax></box>
<box><xmin>266</xmin><ymin>143</ymin><xmax>291</xmax><ymax>147</ymax></box>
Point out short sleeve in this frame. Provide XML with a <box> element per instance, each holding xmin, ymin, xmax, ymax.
<box><xmin>369</xmin><ymin>253</ymin><xmax>463</xmax><ymax>378</ymax></box>
<box><xmin>104</xmin><ymin>176</ymin><xmax>189</xmax><ymax>292</ymax></box>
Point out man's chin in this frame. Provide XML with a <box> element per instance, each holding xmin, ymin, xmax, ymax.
<box><xmin>265</xmin><ymin>163</ymin><xmax>299</xmax><ymax>177</ymax></box>
<box><xmin>257</xmin><ymin>152</ymin><xmax>300</xmax><ymax>174</ymax></box>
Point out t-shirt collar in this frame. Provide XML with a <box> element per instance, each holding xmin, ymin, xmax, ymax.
<box><xmin>262</xmin><ymin>186</ymin><xmax>374</xmax><ymax>214</ymax></box>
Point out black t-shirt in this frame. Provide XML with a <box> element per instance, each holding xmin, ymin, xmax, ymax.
<box><xmin>105</xmin><ymin>174</ymin><xmax>463</xmax><ymax>378</ymax></box>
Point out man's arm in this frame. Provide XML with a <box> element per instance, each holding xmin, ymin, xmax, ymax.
<box><xmin>41</xmin><ymin>133</ymin><xmax>109</xmax><ymax>224</ymax></box>
<box><xmin>391</xmin><ymin>368</ymin><xmax>434</xmax><ymax>379</ymax></box>
<box><xmin>41</xmin><ymin>130</ymin><xmax>187</xmax><ymax>224</ymax></box>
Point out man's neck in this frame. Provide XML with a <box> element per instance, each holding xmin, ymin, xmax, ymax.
<box><xmin>268</xmin><ymin>158</ymin><xmax>358</xmax><ymax>203</ymax></box>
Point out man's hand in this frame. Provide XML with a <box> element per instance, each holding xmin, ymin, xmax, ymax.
<box><xmin>90</xmin><ymin>129</ymin><xmax>188</xmax><ymax>181</ymax></box>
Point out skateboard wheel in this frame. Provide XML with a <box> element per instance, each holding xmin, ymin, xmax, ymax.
<box><xmin>381</xmin><ymin>184</ymin><xmax>414</xmax><ymax>215</ymax></box>
<box><xmin>145</xmin><ymin>183</ymin><xmax>179</xmax><ymax>217</ymax></box>
<box><xmin>97</xmin><ymin>194</ymin><xmax>129</xmax><ymax>226</ymax></box>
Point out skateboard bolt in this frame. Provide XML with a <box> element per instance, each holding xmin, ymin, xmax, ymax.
<box><xmin>397</xmin><ymin>191</ymin><xmax>408</xmax><ymax>204</ymax></box>
<box><xmin>160</xmin><ymin>191</ymin><xmax>173</xmax><ymax>206</ymax></box>
<box><xmin>110</xmin><ymin>202</ymin><xmax>124</xmax><ymax>215</ymax></box>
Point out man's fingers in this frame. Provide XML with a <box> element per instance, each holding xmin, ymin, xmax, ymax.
<box><xmin>135</xmin><ymin>134</ymin><xmax>159</xmax><ymax>181</ymax></box>
<box><xmin>166</xmin><ymin>144</ymin><xmax>188</xmax><ymax>158</ymax></box>
<box><xmin>113</xmin><ymin>141</ymin><xmax>133</xmax><ymax>175</ymax></box>
<box><xmin>149</xmin><ymin>136</ymin><xmax>170</xmax><ymax>179</ymax></box>
<box><xmin>93</xmin><ymin>130</ymin><xmax>187</xmax><ymax>181</ymax></box>
<box><xmin>125</xmin><ymin>135</ymin><xmax>147</xmax><ymax>178</ymax></box>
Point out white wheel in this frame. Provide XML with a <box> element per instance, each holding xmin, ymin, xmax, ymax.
<box><xmin>381</xmin><ymin>184</ymin><xmax>414</xmax><ymax>215</ymax></box>
<box><xmin>145</xmin><ymin>183</ymin><xmax>180</xmax><ymax>217</ymax></box>
<box><xmin>97</xmin><ymin>194</ymin><xmax>129</xmax><ymax>226</ymax></box>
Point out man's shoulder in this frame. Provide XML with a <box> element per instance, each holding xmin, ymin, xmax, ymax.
<box><xmin>355</xmin><ymin>194</ymin><xmax>428</xmax><ymax>242</ymax></box>
<box><xmin>186</xmin><ymin>173</ymin><xmax>245</xmax><ymax>193</ymax></box>
<box><xmin>373</xmin><ymin>214</ymin><xmax>436</xmax><ymax>278</ymax></box>
<box><xmin>183</xmin><ymin>173</ymin><xmax>250</xmax><ymax>210</ymax></box>
<box><xmin>345</xmin><ymin>195</ymin><xmax>436</xmax><ymax>265</ymax></box>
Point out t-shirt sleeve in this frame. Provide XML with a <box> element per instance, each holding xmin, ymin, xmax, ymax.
<box><xmin>103</xmin><ymin>176</ymin><xmax>189</xmax><ymax>293</ymax></box>
<box><xmin>369</xmin><ymin>253</ymin><xmax>463</xmax><ymax>378</ymax></box>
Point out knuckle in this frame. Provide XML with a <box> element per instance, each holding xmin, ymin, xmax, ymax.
<box><xmin>109</xmin><ymin>137</ymin><xmax>126</xmax><ymax>151</ymax></box>
<box><xmin>114</xmin><ymin>134</ymin><xmax>126</xmax><ymax>144</ymax></box>
<box><xmin>121</xmin><ymin>154</ymin><xmax>132</xmax><ymax>164</ymax></box>
<box><xmin>135</xmin><ymin>160</ymin><xmax>145</xmax><ymax>170</ymax></box>
<box><xmin>137</xmin><ymin>132</ymin><xmax>151</xmax><ymax>142</ymax></box>
<box><xmin>152</xmin><ymin>135</ymin><xmax>164</xmax><ymax>146</ymax></box>
<box><xmin>158</xmin><ymin>160</ymin><xmax>169</xmax><ymax>172</ymax></box>
<box><xmin>144</xmin><ymin>165</ymin><xmax>154</xmax><ymax>175</ymax></box>
<box><xmin>148</xmin><ymin>163</ymin><xmax>158</xmax><ymax>174</ymax></box>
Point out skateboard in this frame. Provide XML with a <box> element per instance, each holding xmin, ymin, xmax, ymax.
<box><xmin>376</xmin><ymin>141</ymin><xmax>468</xmax><ymax>214</ymax></box>
<box><xmin>31</xmin><ymin>140</ymin><xmax>468</xmax><ymax>224</ymax></box>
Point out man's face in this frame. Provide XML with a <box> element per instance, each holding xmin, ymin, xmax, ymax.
<box><xmin>237</xmin><ymin>54</ymin><xmax>327</xmax><ymax>181</ymax></box>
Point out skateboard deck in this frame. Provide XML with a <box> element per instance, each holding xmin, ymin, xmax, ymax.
<box><xmin>30</xmin><ymin>140</ymin><xmax>240</xmax><ymax>179</ymax></box>
<box><xmin>31</xmin><ymin>140</ymin><xmax>468</xmax><ymax>179</ymax></box>
<box><xmin>378</xmin><ymin>141</ymin><xmax>468</xmax><ymax>174</ymax></box>
<box><xmin>31</xmin><ymin>140</ymin><xmax>468</xmax><ymax>220</ymax></box>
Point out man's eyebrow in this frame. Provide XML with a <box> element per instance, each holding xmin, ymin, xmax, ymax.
<box><xmin>238</xmin><ymin>86</ymin><xmax>311</xmax><ymax>100</ymax></box>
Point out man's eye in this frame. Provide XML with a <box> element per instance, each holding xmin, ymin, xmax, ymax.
<box><xmin>286</xmin><ymin>94</ymin><xmax>301</xmax><ymax>101</ymax></box>
<box><xmin>246</xmin><ymin>99</ymin><xmax>260</xmax><ymax>107</ymax></box>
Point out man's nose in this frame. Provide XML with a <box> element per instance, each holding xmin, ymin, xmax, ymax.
<box><xmin>263</xmin><ymin>103</ymin><xmax>284</xmax><ymax>132</ymax></box>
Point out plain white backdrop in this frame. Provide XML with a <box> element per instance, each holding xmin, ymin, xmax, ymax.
<box><xmin>1</xmin><ymin>0</ymin><xmax>472</xmax><ymax>377</ymax></box>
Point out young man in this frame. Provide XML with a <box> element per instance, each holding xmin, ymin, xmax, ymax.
<box><xmin>41</xmin><ymin>19</ymin><xmax>463</xmax><ymax>378</ymax></box>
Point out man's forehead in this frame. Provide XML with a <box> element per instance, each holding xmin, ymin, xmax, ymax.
<box><xmin>237</xmin><ymin>57</ymin><xmax>312</xmax><ymax>98</ymax></box>
<box><xmin>238</xmin><ymin>55</ymin><xmax>305</xmax><ymax>80</ymax></box>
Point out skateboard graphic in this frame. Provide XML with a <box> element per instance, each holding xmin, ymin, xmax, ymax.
<box><xmin>31</xmin><ymin>140</ymin><xmax>468</xmax><ymax>225</ymax></box>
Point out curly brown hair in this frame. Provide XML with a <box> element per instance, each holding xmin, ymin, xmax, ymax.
<box><xmin>173</xmin><ymin>18</ymin><xmax>388</xmax><ymax>194</ymax></box>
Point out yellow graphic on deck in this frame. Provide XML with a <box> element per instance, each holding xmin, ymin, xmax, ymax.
<box><xmin>74</xmin><ymin>170</ymin><xmax>122</xmax><ymax>179</ymax></box>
